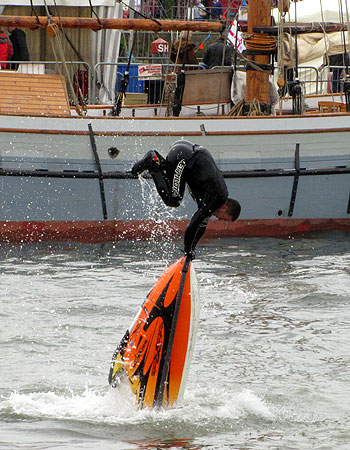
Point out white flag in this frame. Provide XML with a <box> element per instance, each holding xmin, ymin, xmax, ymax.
<box><xmin>228</xmin><ymin>21</ymin><xmax>246</xmax><ymax>53</ymax></box>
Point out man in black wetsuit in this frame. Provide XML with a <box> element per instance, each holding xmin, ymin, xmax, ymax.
<box><xmin>131</xmin><ymin>140</ymin><xmax>241</xmax><ymax>259</ymax></box>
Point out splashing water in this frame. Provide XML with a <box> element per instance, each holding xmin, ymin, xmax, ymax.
<box><xmin>1</xmin><ymin>383</ymin><xmax>273</xmax><ymax>429</ymax></box>
<box><xmin>136</xmin><ymin>176</ymin><xmax>188</xmax><ymax>259</ymax></box>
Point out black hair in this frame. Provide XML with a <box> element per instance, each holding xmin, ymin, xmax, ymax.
<box><xmin>225</xmin><ymin>198</ymin><xmax>241</xmax><ymax>221</ymax></box>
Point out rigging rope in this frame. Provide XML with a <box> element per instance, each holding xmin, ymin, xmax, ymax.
<box><xmin>338</xmin><ymin>0</ymin><xmax>350</xmax><ymax>110</ymax></box>
<box><xmin>276</xmin><ymin>0</ymin><xmax>285</xmax><ymax>85</ymax></box>
<box><xmin>228</xmin><ymin>98</ymin><xmax>269</xmax><ymax>116</ymax></box>
<box><xmin>47</xmin><ymin>23</ymin><xmax>85</xmax><ymax>115</ymax></box>
<box><xmin>111</xmin><ymin>33</ymin><xmax>136</xmax><ymax>116</ymax></box>
<box><xmin>319</xmin><ymin>0</ymin><xmax>335</xmax><ymax>104</ymax></box>
<box><xmin>276</xmin><ymin>0</ymin><xmax>286</xmax><ymax>114</ymax></box>
<box><xmin>29</xmin><ymin>0</ymin><xmax>41</xmax><ymax>26</ymax></box>
<box><xmin>41</xmin><ymin>0</ymin><xmax>86</xmax><ymax>114</ymax></box>
<box><xmin>52</xmin><ymin>0</ymin><xmax>88</xmax><ymax>109</ymax></box>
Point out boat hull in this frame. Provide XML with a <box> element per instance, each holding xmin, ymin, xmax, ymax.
<box><xmin>1</xmin><ymin>112</ymin><xmax>350</xmax><ymax>241</ymax></box>
<box><xmin>1</xmin><ymin>218</ymin><xmax>350</xmax><ymax>244</ymax></box>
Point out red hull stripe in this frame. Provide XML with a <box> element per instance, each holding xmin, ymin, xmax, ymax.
<box><xmin>1</xmin><ymin>219</ymin><xmax>350</xmax><ymax>243</ymax></box>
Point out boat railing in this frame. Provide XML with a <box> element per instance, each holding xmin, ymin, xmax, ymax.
<box><xmin>281</xmin><ymin>66</ymin><xmax>320</xmax><ymax>95</ymax></box>
<box><xmin>93</xmin><ymin>63</ymin><xmax>342</xmax><ymax>106</ymax></box>
<box><xmin>2</xmin><ymin>60</ymin><xmax>349</xmax><ymax>110</ymax></box>
<box><xmin>283</xmin><ymin>65</ymin><xmax>349</xmax><ymax>96</ymax></box>
<box><xmin>319</xmin><ymin>66</ymin><xmax>350</xmax><ymax>95</ymax></box>
<box><xmin>93</xmin><ymin>62</ymin><xmax>206</xmax><ymax>105</ymax></box>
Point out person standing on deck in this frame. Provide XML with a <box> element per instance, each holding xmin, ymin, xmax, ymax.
<box><xmin>7</xmin><ymin>27</ymin><xmax>30</xmax><ymax>70</ymax></box>
<box><xmin>170</xmin><ymin>31</ymin><xmax>199</xmax><ymax>68</ymax></box>
<box><xmin>329</xmin><ymin>53</ymin><xmax>350</xmax><ymax>94</ymax></box>
<box><xmin>211</xmin><ymin>0</ymin><xmax>223</xmax><ymax>20</ymax></box>
<box><xmin>0</xmin><ymin>30</ymin><xmax>13</xmax><ymax>69</ymax></box>
<box><xmin>131</xmin><ymin>140</ymin><xmax>241</xmax><ymax>260</ymax></box>
<box><xmin>203</xmin><ymin>33</ymin><xmax>232</xmax><ymax>69</ymax></box>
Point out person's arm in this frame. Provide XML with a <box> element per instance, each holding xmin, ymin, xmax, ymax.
<box><xmin>184</xmin><ymin>205</ymin><xmax>211</xmax><ymax>258</ymax></box>
<box><xmin>224</xmin><ymin>46</ymin><xmax>232</xmax><ymax>66</ymax></box>
<box><xmin>18</xmin><ymin>30</ymin><xmax>30</xmax><ymax>61</ymax></box>
<box><xmin>203</xmin><ymin>47</ymin><xmax>210</xmax><ymax>67</ymax></box>
<box><xmin>8</xmin><ymin>39</ymin><xmax>13</xmax><ymax>59</ymax></box>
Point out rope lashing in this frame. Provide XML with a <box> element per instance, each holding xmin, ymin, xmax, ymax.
<box><xmin>244</xmin><ymin>33</ymin><xmax>276</xmax><ymax>54</ymax></box>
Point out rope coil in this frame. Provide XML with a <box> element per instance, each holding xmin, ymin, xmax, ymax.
<box><xmin>244</xmin><ymin>33</ymin><xmax>276</xmax><ymax>53</ymax></box>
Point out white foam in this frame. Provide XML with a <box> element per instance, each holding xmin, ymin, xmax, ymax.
<box><xmin>2</xmin><ymin>385</ymin><xmax>139</xmax><ymax>424</ymax></box>
<box><xmin>2</xmin><ymin>384</ymin><xmax>274</xmax><ymax>426</ymax></box>
<box><xmin>170</xmin><ymin>386</ymin><xmax>275</xmax><ymax>425</ymax></box>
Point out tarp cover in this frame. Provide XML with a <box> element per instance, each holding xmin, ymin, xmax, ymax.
<box><xmin>283</xmin><ymin>32</ymin><xmax>350</xmax><ymax>67</ymax></box>
<box><xmin>275</xmin><ymin>0</ymin><xmax>350</xmax><ymax>66</ymax></box>
<box><xmin>0</xmin><ymin>0</ymin><xmax>116</xmax><ymax>6</ymax></box>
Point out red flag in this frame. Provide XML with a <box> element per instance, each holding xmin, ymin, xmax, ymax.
<box><xmin>198</xmin><ymin>43</ymin><xmax>204</xmax><ymax>50</ymax></box>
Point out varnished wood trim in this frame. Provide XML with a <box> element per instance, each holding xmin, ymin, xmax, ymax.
<box><xmin>1</xmin><ymin>110</ymin><xmax>350</xmax><ymax>120</ymax></box>
<box><xmin>206</xmin><ymin>127</ymin><xmax>350</xmax><ymax>136</ymax></box>
<box><xmin>0</xmin><ymin>128</ymin><xmax>202</xmax><ymax>136</ymax></box>
<box><xmin>1</xmin><ymin>127</ymin><xmax>350</xmax><ymax>137</ymax></box>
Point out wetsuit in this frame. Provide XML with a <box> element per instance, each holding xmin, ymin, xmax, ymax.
<box><xmin>132</xmin><ymin>142</ymin><xmax>228</xmax><ymax>257</ymax></box>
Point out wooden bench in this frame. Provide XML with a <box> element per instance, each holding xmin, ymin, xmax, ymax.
<box><xmin>0</xmin><ymin>72</ymin><xmax>71</xmax><ymax>116</ymax></box>
<box><xmin>318</xmin><ymin>100</ymin><xmax>347</xmax><ymax>113</ymax></box>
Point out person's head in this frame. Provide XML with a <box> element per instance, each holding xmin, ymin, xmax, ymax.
<box><xmin>7</xmin><ymin>27</ymin><xmax>16</xmax><ymax>33</ymax></box>
<box><xmin>180</xmin><ymin>30</ymin><xmax>192</xmax><ymax>43</ymax></box>
<box><xmin>218</xmin><ymin>32</ymin><xmax>226</xmax><ymax>41</ymax></box>
<box><xmin>213</xmin><ymin>198</ymin><xmax>241</xmax><ymax>221</ymax></box>
<box><xmin>168</xmin><ymin>140</ymin><xmax>195</xmax><ymax>162</ymax></box>
<box><xmin>170</xmin><ymin>139</ymin><xmax>194</xmax><ymax>151</ymax></box>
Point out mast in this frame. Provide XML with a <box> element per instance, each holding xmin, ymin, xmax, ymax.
<box><xmin>0</xmin><ymin>16</ymin><xmax>223</xmax><ymax>33</ymax></box>
<box><xmin>245</xmin><ymin>0</ymin><xmax>273</xmax><ymax>111</ymax></box>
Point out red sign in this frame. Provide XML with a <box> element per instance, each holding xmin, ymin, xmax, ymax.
<box><xmin>151</xmin><ymin>38</ymin><xmax>169</xmax><ymax>54</ymax></box>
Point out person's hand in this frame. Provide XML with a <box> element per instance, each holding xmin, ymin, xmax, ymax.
<box><xmin>131</xmin><ymin>160</ymin><xmax>144</xmax><ymax>177</ymax></box>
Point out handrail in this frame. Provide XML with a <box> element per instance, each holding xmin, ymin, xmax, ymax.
<box><xmin>93</xmin><ymin>61</ymin><xmax>205</xmax><ymax>104</ymax></box>
<box><xmin>282</xmin><ymin>66</ymin><xmax>320</xmax><ymax>94</ymax></box>
<box><xmin>2</xmin><ymin>61</ymin><xmax>348</xmax><ymax>107</ymax></box>
<box><xmin>319</xmin><ymin>65</ymin><xmax>349</xmax><ymax>95</ymax></box>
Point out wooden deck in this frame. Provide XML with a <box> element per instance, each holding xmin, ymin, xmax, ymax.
<box><xmin>0</xmin><ymin>72</ymin><xmax>71</xmax><ymax>116</ymax></box>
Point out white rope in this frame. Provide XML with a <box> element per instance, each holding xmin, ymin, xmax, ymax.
<box><xmin>345</xmin><ymin>0</ymin><xmax>350</xmax><ymax>55</ymax></box>
<box><xmin>319</xmin><ymin>0</ymin><xmax>335</xmax><ymax>102</ymax></box>
<box><xmin>277</xmin><ymin>0</ymin><xmax>285</xmax><ymax>114</ymax></box>
<box><xmin>43</xmin><ymin>0</ymin><xmax>84</xmax><ymax>114</ymax></box>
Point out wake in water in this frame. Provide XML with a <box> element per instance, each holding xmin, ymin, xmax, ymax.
<box><xmin>1</xmin><ymin>383</ymin><xmax>273</xmax><ymax>428</ymax></box>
